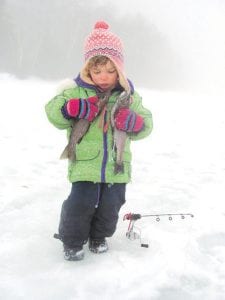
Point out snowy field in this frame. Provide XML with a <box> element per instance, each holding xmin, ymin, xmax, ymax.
<box><xmin>0</xmin><ymin>75</ymin><xmax>225</xmax><ymax>300</ymax></box>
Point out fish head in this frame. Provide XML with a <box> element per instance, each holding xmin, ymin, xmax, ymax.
<box><xmin>97</xmin><ymin>90</ymin><xmax>111</xmax><ymax>109</ymax></box>
<box><xmin>117</xmin><ymin>91</ymin><xmax>131</xmax><ymax>108</ymax></box>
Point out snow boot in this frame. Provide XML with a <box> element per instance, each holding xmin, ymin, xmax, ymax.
<box><xmin>63</xmin><ymin>245</ymin><xmax>84</xmax><ymax>261</ymax></box>
<box><xmin>89</xmin><ymin>238</ymin><xmax>108</xmax><ymax>254</ymax></box>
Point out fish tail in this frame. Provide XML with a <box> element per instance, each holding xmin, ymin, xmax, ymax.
<box><xmin>60</xmin><ymin>145</ymin><xmax>69</xmax><ymax>160</ymax></box>
<box><xmin>60</xmin><ymin>144</ymin><xmax>76</xmax><ymax>162</ymax></box>
<box><xmin>114</xmin><ymin>163</ymin><xmax>124</xmax><ymax>174</ymax></box>
<box><xmin>68</xmin><ymin>150</ymin><xmax>76</xmax><ymax>162</ymax></box>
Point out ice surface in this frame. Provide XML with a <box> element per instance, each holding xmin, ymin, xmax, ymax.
<box><xmin>0</xmin><ymin>76</ymin><xmax>225</xmax><ymax>299</ymax></box>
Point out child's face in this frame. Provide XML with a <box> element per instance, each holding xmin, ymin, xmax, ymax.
<box><xmin>89</xmin><ymin>60</ymin><xmax>118</xmax><ymax>91</ymax></box>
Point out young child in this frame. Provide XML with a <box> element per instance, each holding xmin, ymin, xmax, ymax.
<box><xmin>45</xmin><ymin>21</ymin><xmax>153</xmax><ymax>261</ymax></box>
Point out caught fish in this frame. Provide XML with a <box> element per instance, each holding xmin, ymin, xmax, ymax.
<box><xmin>60</xmin><ymin>118</ymin><xmax>90</xmax><ymax>161</ymax></box>
<box><xmin>111</xmin><ymin>91</ymin><xmax>131</xmax><ymax>174</ymax></box>
<box><xmin>60</xmin><ymin>91</ymin><xmax>111</xmax><ymax>162</ymax></box>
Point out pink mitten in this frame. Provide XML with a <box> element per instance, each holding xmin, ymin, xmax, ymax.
<box><xmin>114</xmin><ymin>108</ymin><xmax>144</xmax><ymax>132</ymax></box>
<box><xmin>62</xmin><ymin>96</ymin><xmax>99</xmax><ymax>122</ymax></box>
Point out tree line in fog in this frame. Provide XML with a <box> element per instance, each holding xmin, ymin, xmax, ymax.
<box><xmin>0</xmin><ymin>0</ymin><xmax>182</xmax><ymax>89</ymax></box>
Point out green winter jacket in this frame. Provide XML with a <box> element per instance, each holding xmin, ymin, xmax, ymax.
<box><xmin>45</xmin><ymin>82</ymin><xmax>153</xmax><ymax>183</ymax></box>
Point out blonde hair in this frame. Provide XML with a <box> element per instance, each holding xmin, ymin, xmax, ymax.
<box><xmin>80</xmin><ymin>55</ymin><xmax>130</xmax><ymax>92</ymax></box>
<box><xmin>86</xmin><ymin>55</ymin><xmax>111</xmax><ymax>70</ymax></box>
<box><xmin>85</xmin><ymin>56</ymin><xmax>117</xmax><ymax>82</ymax></box>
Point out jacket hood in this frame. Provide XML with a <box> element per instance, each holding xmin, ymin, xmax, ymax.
<box><xmin>75</xmin><ymin>74</ymin><xmax>134</xmax><ymax>94</ymax></box>
<box><xmin>56</xmin><ymin>75</ymin><xmax>134</xmax><ymax>95</ymax></box>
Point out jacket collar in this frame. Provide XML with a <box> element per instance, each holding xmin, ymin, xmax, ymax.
<box><xmin>74</xmin><ymin>74</ymin><xmax>134</xmax><ymax>95</ymax></box>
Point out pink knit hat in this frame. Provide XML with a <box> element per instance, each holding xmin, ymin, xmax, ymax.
<box><xmin>80</xmin><ymin>21</ymin><xmax>130</xmax><ymax>92</ymax></box>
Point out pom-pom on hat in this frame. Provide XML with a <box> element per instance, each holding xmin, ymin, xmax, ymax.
<box><xmin>80</xmin><ymin>21</ymin><xmax>130</xmax><ymax>92</ymax></box>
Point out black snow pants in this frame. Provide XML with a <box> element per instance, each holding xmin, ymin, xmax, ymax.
<box><xmin>58</xmin><ymin>181</ymin><xmax>126</xmax><ymax>248</ymax></box>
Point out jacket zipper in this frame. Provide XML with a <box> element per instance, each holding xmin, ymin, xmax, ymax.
<box><xmin>101</xmin><ymin>110</ymin><xmax>108</xmax><ymax>182</ymax></box>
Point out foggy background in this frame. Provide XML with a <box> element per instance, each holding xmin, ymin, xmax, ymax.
<box><xmin>1</xmin><ymin>2</ymin><xmax>225</xmax><ymax>298</ymax></box>
<box><xmin>0</xmin><ymin>0</ymin><xmax>225</xmax><ymax>93</ymax></box>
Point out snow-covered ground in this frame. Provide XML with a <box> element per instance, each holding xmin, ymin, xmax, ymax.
<box><xmin>0</xmin><ymin>75</ymin><xmax>225</xmax><ymax>300</ymax></box>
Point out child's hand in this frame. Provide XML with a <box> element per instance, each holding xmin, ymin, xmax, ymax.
<box><xmin>62</xmin><ymin>96</ymin><xmax>99</xmax><ymax>122</ymax></box>
<box><xmin>114</xmin><ymin>108</ymin><xmax>144</xmax><ymax>133</ymax></box>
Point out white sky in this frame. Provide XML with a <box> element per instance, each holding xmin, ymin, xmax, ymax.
<box><xmin>97</xmin><ymin>0</ymin><xmax>225</xmax><ymax>92</ymax></box>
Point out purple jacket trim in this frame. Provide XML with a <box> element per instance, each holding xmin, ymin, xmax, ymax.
<box><xmin>61</xmin><ymin>104</ymin><xmax>72</xmax><ymax>120</ymax></box>
<box><xmin>101</xmin><ymin>111</ymin><xmax>108</xmax><ymax>182</ymax></box>
<box><xmin>74</xmin><ymin>74</ymin><xmax>135</xmax><ymax>94</ymax></box>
